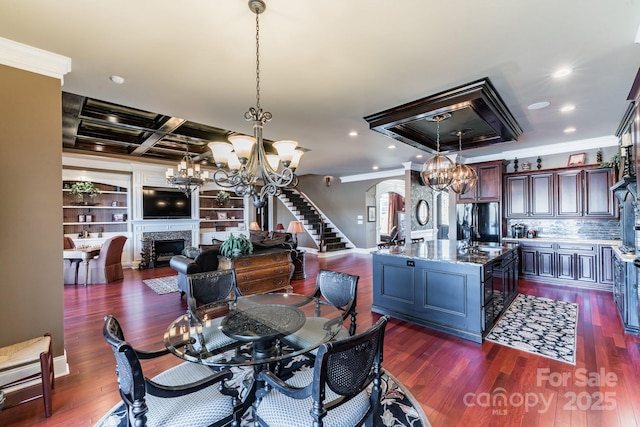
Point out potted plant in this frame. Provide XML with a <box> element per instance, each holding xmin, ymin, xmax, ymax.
<box><xmin>213</xmin><ymin>190</ymin><xmax>231</xmax><ymax>206</ymax></box>
<box><xmin>220</xmin><ymin>233</ymin><xmax>253</xmax><ymax>258</ymax></box>
<box><xmin>70</xmin><ymin>181</ymin><xmax>100</xmax><ymax>205</ymax></box>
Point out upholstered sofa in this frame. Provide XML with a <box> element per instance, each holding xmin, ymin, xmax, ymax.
<box><xmin>169</xmin><ymin>248</ymin><xmax>222</xmax><ymax>298</ymax></box>
<box><xmin>169</xmin><ymin>231</ymin><xmax>295</xmax><ymax>298</ymax></box>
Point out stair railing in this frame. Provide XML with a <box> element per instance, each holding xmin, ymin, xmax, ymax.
<box><xmin>291</xmin><ymin>187</ymin><xmax>326</xmax><ymax>252</ymax></box>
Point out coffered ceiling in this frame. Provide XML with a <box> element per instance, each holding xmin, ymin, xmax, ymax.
<box><xmin>2</xmin><ymin>1</ymin><xmax>640</xmax><ymax>177</ymax></box>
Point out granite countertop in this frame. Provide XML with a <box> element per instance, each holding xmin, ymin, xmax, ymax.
<box><xmin>612</xmin><ymin>246</ymin><xmax>636</xmax><ymax>262</ymax></box>
<box><xmin>502</xmin><ymin>237</ymin><xmax>621</xmax><ymax>245</ymax></box>
<box><xmin>372</xmin><ymin>240</ymin><xmax>518</xmax><ymax>266</ymax></box>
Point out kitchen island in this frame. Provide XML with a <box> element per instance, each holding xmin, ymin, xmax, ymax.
<box><xmin>372</xmin><ymin>240</ymin><xmax>519</xmax><ymax>343</ymax></box>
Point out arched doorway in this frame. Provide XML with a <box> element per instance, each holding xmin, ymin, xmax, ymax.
<box><xmin>375</xmin><ymin>180</ymin><xmax>405</xmax><ymax>244</ymax></box>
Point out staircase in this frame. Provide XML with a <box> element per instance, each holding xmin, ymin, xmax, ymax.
<box><xmin>278</xmin><ymin>189</ymin><xmax>352</xmax><ymax>252</ymax></box>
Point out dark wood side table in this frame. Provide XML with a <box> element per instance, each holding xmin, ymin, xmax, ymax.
<box><xmin>292</xmin><ymin>250</ymin><xmax>307</xmax><ymax>280</ymax></box>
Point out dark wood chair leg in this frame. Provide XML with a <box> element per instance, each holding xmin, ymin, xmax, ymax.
<box><xmin>40</xmin><ymin>333</ymin><xmax>54</xmax><ymax>418</ymax></box>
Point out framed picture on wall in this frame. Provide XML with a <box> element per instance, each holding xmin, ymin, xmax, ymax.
<box><xmin>567</xmin><ymin>152</ymin><xmax>585</xmax><ymax>167</ymax></box>
<box><xmin>112</xmin><ymin>213</ymin><xmax>124</xmax><ymax>222</ymax></box>
<box><xmin>367</xmin><ymin>206</ymin><xmax>376</xmax><ymax>222</ymax></box>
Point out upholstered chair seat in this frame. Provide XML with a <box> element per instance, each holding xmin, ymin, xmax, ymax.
<box><xmin>283</xmin><ymin>269</ymin><xmax>358</xmax><ymax>352</ymax></box>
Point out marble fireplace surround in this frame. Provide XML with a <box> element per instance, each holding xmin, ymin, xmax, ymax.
<box><xmin>132</xmin><ymin>219</ymin><xmax>199</xmax><ymax>268</ymax></box>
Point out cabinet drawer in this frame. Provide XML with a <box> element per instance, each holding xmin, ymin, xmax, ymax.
<box><xmin>520</xmin><ymin>242</ymin><xmax>554</xmax><ymax>250</ymax></box>
<box><xmin>557</xmin><ymin>243</ymin><xmax>595</xmax><ymax>252</ymax></box>
<box><xmin>234</xmin><ymin>264</ymin><xmax>293</xmax><ymax>282</ymax></box>
<box><xmin>238</xmin><ymin>274</ymin><xmax>291</xmax><ymax>295</ymax></box>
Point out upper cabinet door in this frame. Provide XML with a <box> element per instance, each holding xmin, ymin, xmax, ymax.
<box><xmin>529</xmin><ymin>173</ymin><xmax>554</xmax><ymax>217</ymax></box>
<box><xmin>556</xmin><ymin>170</ymin><xmax>583</xmax><ymax>217</ymax></box>
<box><xmin>504</xmin><ymin>175</ymin><xmax>528</xmax><ymax>217</ymax></box>
<box><xmin>456</xmin><ymin>165</ymin><xmax>478</xmax><ymax>202</ymax></box>
<box><xmin>476</xmin><ymin>164</ymin><xmax>502</xmax><ymax>202</ymax></box>
<box><xmin>456</xmin><ymin>161</ymin><xmax>504</xmax><ymax>203</ymax></box>
<box><xmin>584</xmin><ymin>168</ymin><xmax>617</xmax><ymax>218</ymax></box>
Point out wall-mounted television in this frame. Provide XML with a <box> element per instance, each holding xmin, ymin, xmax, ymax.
<box><xmin>142</xmin><ymin>187</ymin><xmax>192</xmax><ymax>219</ymax></box>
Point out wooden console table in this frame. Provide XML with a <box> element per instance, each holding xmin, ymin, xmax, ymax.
<box><xmin>218</xmin><ymin>249</ymin><xmax>294</xmax><ymax>295</ymax></box>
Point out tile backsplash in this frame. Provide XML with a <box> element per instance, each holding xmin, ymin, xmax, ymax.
<box><xmin>506</xmin><ymin>219</ymin><xmax>621</xmax><ymax>241</ymax></box>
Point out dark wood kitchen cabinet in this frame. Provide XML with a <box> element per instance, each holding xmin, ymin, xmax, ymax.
<box><xmin>556</xmin><ymin>169</ymin><xmax>582</xmax><ymax>217</ymax></box>
<box><xmin>504</xmin><ymin>166</ymin><xmax>616</xmax><ymax>219</ymax></box>
<box><xmin>584</xmin><ymin>168</ymin><xmax>616</xmax><ymax>217</ymax></box>
<box><xmin>613</xmin><ymin>252</ymin><xmax>639</xmax><ymax>334</ymax></box>
<box><xmin>599</xmin><ymin>245</ymin><xmax>615</xmax><ymax>285</ymax></box>
<box><xmin>510</xmin><ymin>239</ymin><xmax>613</xmax><ymax>291</ymax></box>
<box><xmin>520</xmin><ymin>241</ymin><xmax>555</xmax><ymax>278</ymax></box>
<box><xmin>504</xmin><ymin>173</ymin><xmax>554</xmax><ymax>218</ymax></box>
<box><xmin>456</xmin><ymin>160</ymin><xmax>505</xmax><ymax>203</ymax></box>
<box><xmin>556</xmin><ymin>243</ymin><xmax>597</xmax><ymax>283</ymax></box>
<box><xmin>557</xmin><ymin>167</ymin><xmax>616</xmax><ymax>218</ymax></box>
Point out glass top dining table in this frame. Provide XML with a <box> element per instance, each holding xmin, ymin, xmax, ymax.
<box><xmin>163</xmin><ymin>292</ymin><xmax>345</xmax><ymax>367</ymax></box>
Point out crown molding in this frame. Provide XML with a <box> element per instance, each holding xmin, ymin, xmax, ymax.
<box><xmin>466</xmin><ymin>135</ymin><xmax>618</xmax><ymax>163</ymax></box>
<box><xmin>339</xmin><ymin>135</ymin><xmax>619</xmax><ymax>183</ymax></box>
<box><xmin>0</xmin><ymin>37</ymin><xmax>71</xmax><ymax>83</ymax></box>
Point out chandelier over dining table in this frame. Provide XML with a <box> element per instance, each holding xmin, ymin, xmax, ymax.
<box><xmin>207</xmin><ymin>0</ymin><xmax>303</xmax><ymax>209</ymax></box>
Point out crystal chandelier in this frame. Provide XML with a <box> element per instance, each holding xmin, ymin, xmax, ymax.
<box><xmin>208</xmin><ymin>0</ymin><xmax>303</xmax><ymax>209</ymax></box>
<box><xmin>166</xmin><ymin>149</ymin><xmax>211</xmax><ymax>196</ymax></box>
<box><xmin>449</xmin><ymin>130</ymin><xmax>478</xmax><ymax>194</ymax></box>
<box><xmin>420</xmin><ymin>114</ymin><xmax>454</xmax><ymax>192</ymax></box>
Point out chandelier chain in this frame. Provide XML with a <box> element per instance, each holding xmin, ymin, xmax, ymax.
<box><xmin>255</xmin><ymin>9</ymin><xmax>261</xmax><ymax>111</ymax></box>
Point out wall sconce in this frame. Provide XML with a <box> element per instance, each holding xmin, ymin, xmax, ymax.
<box><xmin>324</xmin><ymin>176</ymin><xmax>333</xmax><ymax>187</ymax></box>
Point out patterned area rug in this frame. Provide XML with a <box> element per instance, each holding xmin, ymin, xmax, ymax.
<box><xmin>485</xmin><ymin>293</ymin><xmax>578</xmax><ymax>365</ymax></box>
<box><xmin>94</xmin><ymin>353</ymin><xmax>430</xmax><ymax>427</ymax></box>
<box><xmin>142</xmin><ymin>275</ymin><xmax>179</xmax><ymax>295</ymax></box>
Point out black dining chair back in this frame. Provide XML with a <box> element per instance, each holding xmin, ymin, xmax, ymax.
<box><xmin>315</xmin><ymin>269</ymin><xmax>359</xmax><ymax>336</ymax></box>
<box><xmin>187</xmin><ymin>269</ymin><xmax>239</xmax><ymax>312</ymax></box>
<box><xmin>103</xmin><ymin>315</ymin><xmax>242</xmax><ymax>427</ymax></box>
<box><xmin>254</xmin><ymin>316</ymin><xmax>389</xmax><ymax>427</ymax></box>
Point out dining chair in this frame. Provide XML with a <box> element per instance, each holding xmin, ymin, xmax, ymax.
<box><xmin>186</xmin><ymin>269</ymin><xmax>240</xmax><ymax>354</ymax></box>
<box><xmin>283</xmin><ymin>269</ymin><xmax>358</xmax><ymax>352</ymax></box>
<box><xmin>253</xmin><ymin>316</ymin><xmax>389</xmax><ymax>427</ymax></box>
<box><xmin>77</xmin><ymin>235</ymin><xmax>127</xmax><ymax>284</ymax></box>
<box><xmin>63</xmin><ymin>236</ymin><xmax>81</xmax><ymax>284</ymax></box>
<box><xmin>103</xmin><ymin>315</ymin><xmax>242</xmax><ymax>427</ymax></box>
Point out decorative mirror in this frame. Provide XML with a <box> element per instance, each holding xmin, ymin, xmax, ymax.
<box><xmin>416</xmin><ymin>199</ymin><xmax>430</xmax><ymax>226</ymax></box>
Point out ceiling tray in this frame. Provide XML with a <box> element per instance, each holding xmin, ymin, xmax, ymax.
<box><xmin>364</xmin><ymin>77</ymin><xmax>522</xmax><ymax>154</ymax></box>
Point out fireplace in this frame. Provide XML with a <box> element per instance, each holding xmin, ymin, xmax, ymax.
<box><xmin>153</xmin><ymin>239</ymin><xmax>185</xmax><ymax>267</ymax></box>
<box><xmin>139</xmin><ymin>230</ymin><xmax>192</xmax><ymax>269</ymax></box>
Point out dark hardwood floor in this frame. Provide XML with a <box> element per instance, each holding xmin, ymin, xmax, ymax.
<box><xmin>2</xmin><ymin>252</ymin><xmax>640</xmax><ymax>426</ymax></box>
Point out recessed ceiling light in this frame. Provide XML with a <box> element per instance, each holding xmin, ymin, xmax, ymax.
<box><xmin>109</xmin><ymin>75</ymin><xmax>125</xmax><ymax>84</ymax></box>
<box><xmin>388</xmin><ymin>144</ymin><xmax>396</xmax><ymax>149</ymax></box>
<box><xmin>416</xmin><ymin>154</ymin><xmax>423</xmax><ymax>159</ymax></box>
<box><xmin>560</xmin><ymin>104</ymin><xmax>575</xmax><ymax>113</ymax></box>
<box><xmin>372</xmin><ymin>165</ymin><xmax>379</xmax><ymax>170</ymax></box>
<box><xmin>528</xmin><ymin>101</ymin><xmax>550</xmax><ymax>110</ymax></box>
<box><xmin>349</xmin><ymin>131</ymin><xmax>358</xmax><ymax>137</ymax></box>
<box><xmin>564</xmin><ymin>127</ymin><xmax>576</xmax><ymax>133</ymax></box>
<box><xmin>553</xmin><ymin>68</ymin><xmax>573</xmax><ymax>78</ymax></box>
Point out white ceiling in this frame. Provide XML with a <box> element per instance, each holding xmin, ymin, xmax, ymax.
<box><xmin>1</xmin><ymin>0</ymin><xmax>639</xmax><ymax>177</ymax></box>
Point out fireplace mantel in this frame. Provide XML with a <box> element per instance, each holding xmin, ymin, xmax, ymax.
<box><xmin>131</xmin><ymin>219</ymin><xmax>200</xmax><ymax>268</ymax></box>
